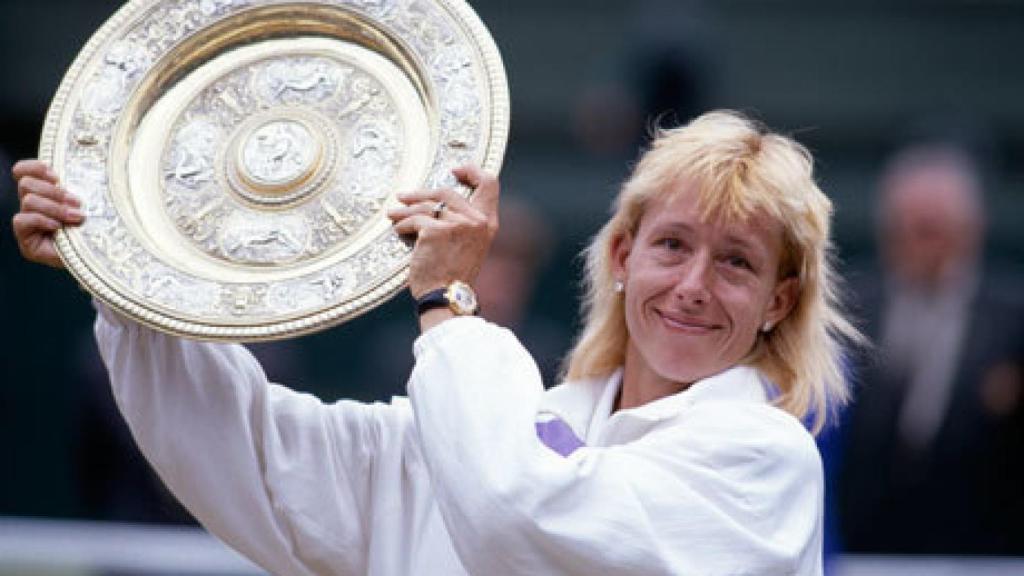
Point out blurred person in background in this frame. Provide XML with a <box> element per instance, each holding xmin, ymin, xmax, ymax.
<box><xmin>839</xmin><ymin>143</ymin><xmax>1024</xmax><ymax>554</ymax></box>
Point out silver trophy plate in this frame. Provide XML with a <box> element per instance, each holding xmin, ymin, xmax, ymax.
<box><xmin>40</xmin><ymin>0</ymin><xmax>509</xmax><ymax>341</ymax></box>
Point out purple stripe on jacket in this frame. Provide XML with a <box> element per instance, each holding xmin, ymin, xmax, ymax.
<box><xmin>535</xmin><ymin>418</ymin><xmax>585</xmax><ymax>457</ymax></box>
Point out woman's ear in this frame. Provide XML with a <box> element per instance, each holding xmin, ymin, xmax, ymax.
<box><xmin>610</xmin><ymin>231</ymin><xmax>633</xmax><ymax>282</ymax></box>
<box><xmin>765</xmin><ymin>276</ymin><xmax>799</xmax><ymax>329</ymax></box>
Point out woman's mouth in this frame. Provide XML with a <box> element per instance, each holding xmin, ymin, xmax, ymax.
<box><xmin>656</xmin><ymin>310</ymin><xmax>719</xmax><ymax>333</ymax></box>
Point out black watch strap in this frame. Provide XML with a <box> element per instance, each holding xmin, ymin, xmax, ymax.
<box><xmin>415</xmin><ymin>287</ymin><xmax>450</xmax><ymax>316</ymax></box>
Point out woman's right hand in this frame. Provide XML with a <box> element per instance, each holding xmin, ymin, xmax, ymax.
<box><xmin>10</xmin><ymin>159</ymin><xmax>84</xmax><ymax>269</ymax></box>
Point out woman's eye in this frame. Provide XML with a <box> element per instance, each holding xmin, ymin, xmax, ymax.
<box><xmin>657</xmin><ymin>237</ymin><xmax>682</xmax><ymax>250</ymax></box>
<box><xmin>726</xmin><ymin>255</ymin><xmax>752</xmax><ymax>270</ymax></box>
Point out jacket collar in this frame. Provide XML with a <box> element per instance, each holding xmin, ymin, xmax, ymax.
<box><xmin>538</xmin><ymin>365</ymin><xmax>772</xmax><ymax>445</ymax></box>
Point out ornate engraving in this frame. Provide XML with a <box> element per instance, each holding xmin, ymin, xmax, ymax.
<box><xmin>220</xmin><ymin>283</ymin><xmax>268</xmax><ymax>315</ymax></box>
<box><xmin>218</xmin><ymin>211</ymin><xmax>310</xmax><ymax>264</ymax></box>
<box><xmin>253</xmin><ymin>58</ymin><xmax>344</xmax><ymax>105</ymax></box>
<box><xmin>240</xmin><ymin>120</ymin><xmax>318</xmax><ymax>187</ymax></box>
<box><xmin>159</xmin><ymin>53</ymin><xmax>403</xmax><ymax>267</ymax></box>
<box><xmin>166</xmin><ymin>118</ymin><xmax>222</xmax><ymax>188</ymax></box>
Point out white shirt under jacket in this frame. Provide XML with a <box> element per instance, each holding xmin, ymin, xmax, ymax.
<box><xmin>94</xmin><ymin>305</ymin><xmax>824</xmax><ymax>576</ymax></box>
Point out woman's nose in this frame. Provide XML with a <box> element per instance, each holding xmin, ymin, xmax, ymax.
<box><xmin>673</xmin><ymin>252</ymin><xmax>712</xmax><ymax>306</ymax></box>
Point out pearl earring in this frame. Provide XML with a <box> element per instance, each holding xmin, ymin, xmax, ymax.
<box><xmin>762</xmin><ymin>321</ymin><xmax>773</xmax><ymax>332</ymax></box>
<box><xmin>614</xmin><ymin>280</ymin><xmax>624</xmax><ymax>293</ymax></box>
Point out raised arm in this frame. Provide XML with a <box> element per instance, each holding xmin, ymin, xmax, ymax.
<box><xmin>408</xmin><ymin>317</ymin><xmax>824</xmax><ymax>575</ymax></box>
<box><xmin>95</xmin><ymin>307</ymin><xmax>387</xmax><ymax>575</ymax></box>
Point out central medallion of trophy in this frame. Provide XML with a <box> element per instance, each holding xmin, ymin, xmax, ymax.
<box><xmin>240</xmin><ymin>120</ymin><xmax>319</xmax><ymax>191</ymax></box>
<box><xmin>227</xmin><ymin>113</ymin><xmax>336</xmax><ymax>208</ymax></box>
<box><xmin>155</xmin><ymin>52</ymin><xmax>408</xmax><ymax>268</ymax></box>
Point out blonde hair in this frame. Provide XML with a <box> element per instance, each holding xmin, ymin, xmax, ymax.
<box><xmin>564</xmin><ymin>110</ymin><xmax>861</xmax><ymax>434</ymax></box>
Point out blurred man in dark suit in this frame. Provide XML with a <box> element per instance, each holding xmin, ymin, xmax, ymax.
<box><xmin>839</xmin><ymin>143</ymin><xmax>1024</xmax><ymax>554</ymax></box>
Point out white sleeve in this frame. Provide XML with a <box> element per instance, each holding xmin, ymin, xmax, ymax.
<box><xmin>407</xmin><ymin>317</ymin><xmax>824</xmax><ymax>576</ymax></box>
<box><xmin>94</xmin><ymin>304</ymin><xmax>392</xmax><ymax>576</ymax></box>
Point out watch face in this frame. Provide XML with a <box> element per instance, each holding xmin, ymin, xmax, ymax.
<box><xmin>447</xmin><ymin>282</ymin><xmax>478</xmax><ymax>315</ymax></box>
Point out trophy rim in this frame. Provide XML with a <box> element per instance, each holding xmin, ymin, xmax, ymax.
<box><xmin>40</xmin><ymin>0</ymin><xmax>510</xmax><ymax>342</ymax></box>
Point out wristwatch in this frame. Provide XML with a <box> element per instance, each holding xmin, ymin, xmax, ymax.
<box><xmin>416</xmin><ymin>280</ymin><xmax>480</xmax><ymax>316</ymax></box>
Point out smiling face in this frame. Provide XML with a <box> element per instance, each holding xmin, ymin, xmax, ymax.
<box><xmin>613</xmin><ymin>184</ymin><xmax>798</xmax><ymax>396</ymax></box>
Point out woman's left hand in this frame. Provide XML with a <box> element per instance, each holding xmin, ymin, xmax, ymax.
<box><xmin>387</xmin><ymin>164</ymin><xmax>499</xmax><ymax>300</ymax></box>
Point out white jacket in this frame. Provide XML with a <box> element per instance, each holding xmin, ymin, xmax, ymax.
<box><xmin>95</xmin><ymin>306</ymin><xmax>824</xmax><ymax>575</ymax></box>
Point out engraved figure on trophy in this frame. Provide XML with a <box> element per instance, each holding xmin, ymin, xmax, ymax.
<box><xmin>346</xmin><ymin>120</ymin><xmax>400</xmax><ymax>197</ymax></box>
<box><xmin>218</xmin><ymin>212</ymin><xmax>310</xmax><ymax>265</ymax></box>
<box><xmin>167</xmin><ymin>118</ymin><xmax>221</xmax><ymax>188</ymax></box>
<box><xmin>241</xmin><ymin>120</ymin><xmax>319</xmax><ymax>189</ymax></box>
<box><xmin>64</xmin><ymin>157</ymin><xmax>107</xmax><ymax>213</ymax></box>
<box><xmin>81</xmin><ymin>41</ymin><xmax>151</xmax><ymax>120</ymax></box>
<box><xmin>254</xmin><ymin>57</ymin><xmax>344</xmax><ymax>106</ymax></box>
<box><xmin>163</xmin><ymin>117</ymin><xmax>226</xmax><ymax>249</ymax></box>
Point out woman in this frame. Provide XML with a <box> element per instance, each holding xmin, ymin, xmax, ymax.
<box><xmin>11</xmin><ymin>110</ymin><xmax>857</xmax><ymax>575</ymax></box>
